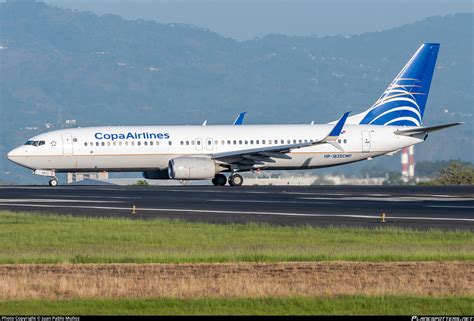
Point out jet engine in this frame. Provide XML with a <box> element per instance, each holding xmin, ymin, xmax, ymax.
<box><xmin>168</xmin><ymin>157</ymin><xmax>220</xmax><ymax>180</ymax></box>
<box><xmin>142</xmin><ymin>169</ymin><xmax>170</xmax><ymax>179</ymax></box>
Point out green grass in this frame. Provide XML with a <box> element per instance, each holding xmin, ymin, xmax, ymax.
<box><xmin>0</xmin><ymin>211</ymin><xmax>472</xmax><ymax>263</ymax></box>
<box><xmin>0</xmin><ymin>296</ymin><xmax>472</xmax><ymax>315</ymax></box>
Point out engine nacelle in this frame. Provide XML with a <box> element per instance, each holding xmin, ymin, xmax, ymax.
<box><xmin>142</xmin><ymin>169</ymin><xmax>170</xmax><ymax>180</ymax></box>
<box><xmin>168</xmin><ymin>157</ymin><xmax>220</xmax><ymax>180</ymax></box>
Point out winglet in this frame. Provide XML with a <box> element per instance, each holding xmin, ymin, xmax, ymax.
<box><xmin>233</xmin><ymin>112</ymin><xmax>247</xmax><ymax>125</ymax></box>
<box><xmin>325</xmin><ymin>111</ymin><xmax>350</xmax><ymax>141</ymax></box>
<box><xmin>321</xmin><ymin>111</ymin><xmax>350</xmax><ymax>151</ymax></box>
<box><xmin>202</xmin><ymin>120</ymin><xmax>207</xmax><ymax>126</ymax></box>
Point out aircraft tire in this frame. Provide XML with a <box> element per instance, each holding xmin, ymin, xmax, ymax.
<box><xmin>228</xmin><ymin>174</ymin><xmax>243</xmax><ymax>186</ymax></box>
<box><xmin>213</xmin><ymin>174</ymin><xmax>227</xmax><ymax>186</ymax></box>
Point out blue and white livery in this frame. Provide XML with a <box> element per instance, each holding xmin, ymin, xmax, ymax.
<box><xmin>7</xmin><ymin>43</ymin><xmax>462</xmax><ymax>186</ymax></box>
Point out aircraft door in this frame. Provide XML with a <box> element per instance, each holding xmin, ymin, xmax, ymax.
<box><xmin>62</xmin><ymin>133</ymin><xmax>73</xmax><ymax>155</ymax></box>
<box><xmin>205</xmin><ymin>137</ymin><xmax>214</xmax><ymax>151</ymax></box>
<box><xmin>361</xmin><ymin>130</ymin><xmax>371</xmax><ymax>153</ymax></box>
<box><xmin>195</xmin><ymin>138</ymin><xmax>203</xmax><ymax>151</ymax></box>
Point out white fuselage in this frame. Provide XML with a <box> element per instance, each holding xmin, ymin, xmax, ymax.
<box><xmin>7</xmin><ymin>124</ymin><xmax>422</xmax><ymax>174</ymax></box>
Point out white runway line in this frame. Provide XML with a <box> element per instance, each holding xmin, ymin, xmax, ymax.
<box><xmin>208</xmin><ymin>199</ymin><xmax>335</xmax><ymax>205</ymax></box>
<box><xmin>425</xmin><ymin>205</ymin><xmax>474</xmax><ymax>209</ymax></box>
<box><xmin>33</xmin><ymin>194</ymin><xmax>142</xmax><ymax>199</ymax></box>
<box><xmin>299</xmin><ymin>196</ymin><xmax>474</xmax><ymax>202</ymax></box>
<box><xmin>0</xmin><ymin>203</ymin><xmax>472</xmax><ymax>222</ymax></box>
<box><xmin>0</xmin><ymin>198</ymin><xmax>123</xmax><ymax>204</ymax></box>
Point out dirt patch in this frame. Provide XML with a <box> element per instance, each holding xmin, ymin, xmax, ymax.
<box><xmin>0</xmin><ymin>262</ymin><xmax>472</xmax><ymax>299</ymax></box>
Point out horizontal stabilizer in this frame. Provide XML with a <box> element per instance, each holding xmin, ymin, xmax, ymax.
<box><xmin>394</xmin><ymin>122</ymin><xmax>463</xmax><ymax>136</ymax></box>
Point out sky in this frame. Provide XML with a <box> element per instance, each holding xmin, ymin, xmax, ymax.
<box><xmin>45</xmin><ymin>0</ymin><xmax>473</xmax><ymax>40</ymax></box>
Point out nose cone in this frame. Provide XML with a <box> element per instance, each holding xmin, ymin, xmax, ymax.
<box><xmin>7</xmin><ymin>147</ymin><xmax>21</xmax><ymax>164</ymax></box>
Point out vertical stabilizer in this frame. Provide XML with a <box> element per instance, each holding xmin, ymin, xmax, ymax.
<box><xmin>347</xmin><ymin>43</ymin><xmax>440</xmax><ymax>127</ymax></box>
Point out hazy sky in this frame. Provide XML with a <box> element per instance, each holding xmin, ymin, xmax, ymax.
<box><xmin>45</xmin><ymin>0</ymin><xmax>473</xmax><ymax>40</ymax></box>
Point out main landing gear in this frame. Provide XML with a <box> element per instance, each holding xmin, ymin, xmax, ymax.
<box><xmin>211</xmin><ymin>173</ymin><xmax>244</xmax><ymax>186</ymax></box>
<box><xmin>212</xmin><ymin>174</ymin><xmax>227</xmax><ymax>186</ymax></box>
<box><xmin>228</xmin><ymin>173</ymin><xmax>243</xmax><ymax>186</ymax></box>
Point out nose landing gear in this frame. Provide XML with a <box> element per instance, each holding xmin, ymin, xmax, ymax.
<box><xmin>48</xmin><ymin>178</ymin><xmax>59</xmax><ymax>187</ymax></box>
<box><xmin>33</xmin><ymin>169</ymin><xmax>59</xmax><ymax>187</ymax></box>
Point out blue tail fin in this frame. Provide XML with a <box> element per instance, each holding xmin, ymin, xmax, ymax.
<box><xmin>358</xmin><ymin>43</ymin><xmax>440</xmax><ymax>127</ymax></box>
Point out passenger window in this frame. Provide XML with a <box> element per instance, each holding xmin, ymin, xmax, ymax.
<box><xmin>150</xmin><ymin>141</ymin><xmax>153</xmax><ymax>146</ymax></box>
<box><xmin>299</xmin><ymin>139</ymin><xmax>302</xmax><ymax>143</ymax></box>
<box><xmin>169</xmin><ymin>141</ymin><xmax>172</xmax><ymax>145</ymax></box>
<box><xmin>144</xmin><ymin>141</ymin><xmax>148</xmax><ymax>146</ymax></box>
<box><xmin>338</xmin><ymin>139</ymin><xmax>342</xmax><ymax>143</ymax></box>
<box><xmin>344</xmin><ymin>139</ymin><xmax>347</xmax><ymax>144</ymax></box>
<box><xmin>73</xmin><ymin>138</ymin><xmax>77</xmax><ymax>143</ymax></box>
<box><xmin>137</xmin><ymin>141</ymin><xmax>141</xmax><ymax>146</ymax></box>
<box><xmin>119</xmin><ymin>142</ymin><xmax>123</xmax><ymax>146</ymax></box>
<box><xmin>113</xmin><ymin>141</ymin><xmax>117</xmax><ymax>146</ymax></box>
<box><xmin>280</xmin><ymin>140</ymin><xmax>284</xmax><ymax>144</ymax></box>
<box><xmin>221</xmin><ymin>140</ymin><xmax>225</xmax><ymax>145</ymax></box>
<box><xmin>107</xmin><ymin>142</ymin><xmax>111</xmax><ymax>146</ymax></box>
<box><xmin>101</xmin><ymin>142</ymin><xmax>105</xmax><ymax>146</ymax></box>
<box><xmin>233</xmin><ymin>140</ymin><xmax>237</xmax><ymax>145</ymax></box>
<box><xmin>156</xmin><ymin>141</ymin><xmax>160</xmax><ymax>146</ymax></box>
<box><xmin>131</xmin><ymin>141</ymin><xmax>134</xmax><ymax>146</ymax></box>
<box><xmin>227</xmin><ymin>140</ymin><xmax>231</xmax><ymax>145</ymax></box>
<box><xmin>207</xmin><ymin>140</ymin><xmax>212</xmax><ymax>145</ymax></box>
<box><xmin>215</xmin><ymin>140</ymin><xmax>218</xmax><ymax>145</ymax></box>
<box><xmin>250</xmin><ymin>140</ymin><xmax>254</xmax><ymax>144</ymax></box>
<box><xmin>180</xmin><ymin>141</ymin><xmax>184</xmax><ymax>145</ymax></box>
<box><xmin>245</xmin><ymin>140</ymin><xmax>248</xmax><ymax>145</ymax></box>
<box><xmin>191</xmin><ymin>141</ymin><xmax>194</xmax><ymax>145</ymax></box>
<box><xmin>186</xmin><ymin>141</ymin><xmax>189</xmax><ymax>146</ymax></box>
<box><xmin>239</xmin><ymin>140</ymin><xmax>242</xmax><ymax>145</ymax></box>
<box><xmin>84</xmin><ymin>142</ymin><xmax>88</xmax><ymax>147</ymax></box>
<box><xmin>262</xmin><ymin>140</ymin><xmax>265</xmax><ymax>144</ymax></box>
<box><xmin>125</xmin><ymin>141</ymin><xmax>129</xmax><ymax>146</ymax></box>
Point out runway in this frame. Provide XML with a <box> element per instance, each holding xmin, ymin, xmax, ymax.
<box><xmin>0</xmin><ymin>185</ymin><xmax>473</xmax><ymax>229</ymax></box>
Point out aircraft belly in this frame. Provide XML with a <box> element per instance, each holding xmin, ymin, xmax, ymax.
<box><xmin>266</xmin><ymin>152</ymin><xmax>375</xmax><ymax>169</ymax></box>
<box><xmin>27</xmin><ymin>154</ymin><xmax>169</xmax><ymax>171</ymax></box>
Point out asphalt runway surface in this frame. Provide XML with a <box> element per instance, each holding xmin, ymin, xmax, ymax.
<box><xmin>0</xmin><ymin>185</ymin><xmax>472</xmax><ymax>230</ymax></box>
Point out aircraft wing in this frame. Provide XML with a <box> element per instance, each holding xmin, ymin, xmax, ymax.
<box><xmin>394</xmin><ymin>122</ymin><xmax>463</xmax><ymax>136</ymax></box>
<box><xmin>212</xmin><ymin>112</ymin><xmax>350</xmax><ymax>166</ymax></box>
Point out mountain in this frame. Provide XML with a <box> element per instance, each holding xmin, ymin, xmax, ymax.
<box><xmin>0</xmin><ymin>0</ymin><xmax>472</xmax><ymax>182</ymax></box>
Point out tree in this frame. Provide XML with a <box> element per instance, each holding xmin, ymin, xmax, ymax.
<box><xmin>437</xmin><ymin>161</ymin><xmax>474</xmax><ymax>185</ymax></box>
<box><xmin>382</xmin><ymin>172</ymin><xmax>405</xmax><ymax>185</ymax></box>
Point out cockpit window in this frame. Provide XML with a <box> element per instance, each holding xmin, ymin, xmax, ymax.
<box><xmin>25</xmin><ymin>140</ymin><xmax>45</xmax><ymax>147</ymax></box>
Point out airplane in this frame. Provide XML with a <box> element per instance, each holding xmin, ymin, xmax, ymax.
<box><xmin>7</xmin><ymin>43</ymin><xmax>462</xmax><ymax>187</ymax></box>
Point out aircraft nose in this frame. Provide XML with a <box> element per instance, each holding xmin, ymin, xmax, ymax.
<box><xmin>7</xmin><ymin>147</ymin><xmax>20</xmax><ymax>161</ymax></box>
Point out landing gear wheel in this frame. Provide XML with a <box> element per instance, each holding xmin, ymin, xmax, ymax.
<box><xmin>49</xmin><ymin>178</ymin><xmax>58</xmax><ymax>187</ymax></box>
<box><xmin>228</xmin><ymin>174</ymin><xmax>243</xmax><ymax>186</ymax></box>
<box><xmin>212</xmin><ymin>174</ymin><xmax>227</xmax><ymax>186</ymax></box>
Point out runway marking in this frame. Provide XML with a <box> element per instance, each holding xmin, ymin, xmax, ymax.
<box><xmin>208</xmin><ymin>199</ymin><xmax>335</xmax><ymax>205</ymax></box>
<box><xmin>33</xmin><ymin>194</ymin><xmax>142</xmax><ymax>199</ymax></box>
<box><xmin>425</xmin><ymin>205</ymin><xmax>474</xmax><ymax>209</ymax></box>
<box><xmin>0</xmin><ymin>203</ymin><xmax>472</xmax><ymax>222</ymax></box>
<box><xmin>0</xmin><ymin>199</ymin><xmax>122</xmax><ymax>204</ymax></box>
<box><xmin>299</xmin><ymin>196</ymin><xmax>474</xmax><ymax>202</ymax></box>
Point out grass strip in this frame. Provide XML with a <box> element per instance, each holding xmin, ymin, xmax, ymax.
<box><xmin>0</xmin><ymin>211</ymin><xmax>472</xmax><ymax>263</ymax></box>
<box><xmin>0</xmin><ymin>296</ymin><xmax>472</xmax><ymax>315</ymax></box>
